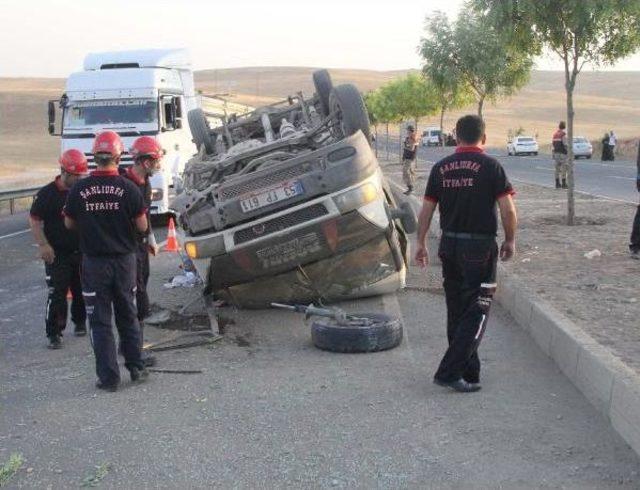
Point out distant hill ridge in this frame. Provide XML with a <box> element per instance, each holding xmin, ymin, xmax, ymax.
<box><xmin>3</xmin><ymin>68</ymin><xmax>639</xmax><ymax>102</ymax></box>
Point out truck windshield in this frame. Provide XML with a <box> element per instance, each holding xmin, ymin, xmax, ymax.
<box><xmin>64</xmin><ymin>99</ymin><xmax>158</xmax><ymax>128</ymax></box>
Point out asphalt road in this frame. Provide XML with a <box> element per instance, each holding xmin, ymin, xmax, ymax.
<box><xmin>1</xmin><ymin>202</ymin><xmax>639</xmax><ymax>487</ymax></box>
<box><xmin>376</xmin><ymin>140</ymin><xmax>639</xmax><ymax>203</ymax></box>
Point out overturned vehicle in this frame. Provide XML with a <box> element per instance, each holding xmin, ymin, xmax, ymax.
<box><xmin>173</xmin><ymin>70</ymin><xmax>415</xmax><ymax>308</ymax></box>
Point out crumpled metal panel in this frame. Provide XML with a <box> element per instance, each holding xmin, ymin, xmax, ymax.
<box><xmin>213</xmin><ymin>233</ymin><xmax>402</xmax><ymax>309</ymax></box>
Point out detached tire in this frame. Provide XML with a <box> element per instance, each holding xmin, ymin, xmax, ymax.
<box><xmin>188</xmin><ymin>108</ymin><xmax>215</xmax><ymax>155</ymax></box>
<box><xmin>329</xmin><ymin>84</ymin><xmax>372</xmax><ymax>143</ymax></box>
<box><xmin>312</xmin><ymin>69</ymin><xmax>333</xmax><ymax>116</ymax></box>
<box><xmin>311</xmin><ymin>313</ymin><xmax>403</xmax><ymax>353</ymax></box>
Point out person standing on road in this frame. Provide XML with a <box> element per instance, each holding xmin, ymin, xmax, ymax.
<box><xmin>630</xmin><ymin>142</ymin><xmax>640</xmax><ymax>259</ymax></box>
<box><xmin>64</xmin><ymin>131</ymin><xmax>149</xmax><ymax>392</ymax></box>
<box><xmin>29</xmin><ymin>149</ymin><xmax>89</xmax><ymax>349</ymax></box>
<box><xmin>402</xmin><ymin>125</ymin><xmax>420</xmax><ymax>195</ymax></box>
<box><xmin>608</xmin><ymin>130</ymin><xmax>617</xmax><ymax>161</ymax></box>
<box><xmin>415</xmin><ymin>115</ymin><xmax>518</xmax><ymax>393</ymax></box>
<box><xmin>122</xmin><ymin>136</ymin><xmax>163</xmax><ymax>367</ymax></box>
<box><xmin>552</xmin><ymin>121</ymin><xmax>569</xmax><ymax>189</ymax></box>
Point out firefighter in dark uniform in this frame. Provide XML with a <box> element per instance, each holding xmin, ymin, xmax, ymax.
<box><xmin>122</xmin><ymin>136</ymin><xmax>163</xmax><ymax>367</ymax></box>
<box><xmin>64</xmin><ymin>131</ymin><xmax>149</xmax><ymax>392</ymax></box>
<box><xmin>415</xmin><ymin>115</ymin><xmax>518</xmax><ymax>393</ymax></box>
<box><xmin>29</xmin><ymin>149</ymin><xmax>89</xmax><ymax>349</ymax></box>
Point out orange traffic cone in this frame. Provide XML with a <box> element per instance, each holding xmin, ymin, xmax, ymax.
<box><xmin>165</xmin><ymin>217</ymin><xmax>180</xmax><ymax>252</ymax></box>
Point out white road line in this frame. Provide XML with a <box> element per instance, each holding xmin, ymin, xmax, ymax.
<box><xmin>535</xmin><ymin>166</ymin><xmax>554</xmax><ymax>171</ymax></box>
<box><xmin>0</xmin><ymin>228</ymin><xmax>30</xmax><ymax>241</ymax></box>
<box><xmin>509</xmin><ymin>178</ymin><xmax>637</xmax><ymax>205</ymax></box>
<box><xmin>608</xmin><ymin>176</ymin><xmax>636</xmax><ymax>181</ymax></box>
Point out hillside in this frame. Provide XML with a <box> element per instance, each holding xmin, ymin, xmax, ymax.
<box><xmin>1</xmin><ymin>68</ymin><xmax>639</xmax><ymax>187</ymax></box>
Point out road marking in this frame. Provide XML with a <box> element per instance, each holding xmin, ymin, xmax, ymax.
<box><xmin>509</xmin><ymin>178</ymin><xmax>637</xmax><ymax>205</ymax></box>
<box><xmin>0</xmin><ymin>228</ymin><xmax>30</xmax><ymax>241</ymax></box>
<box><xmin>535</xmin><ymin>166</ymin><xmax>554</xmax><ymax>171</ymax></box>
<box><xmin>608</xmin><ymin>176</ymin><xmax>636</xmax><ymax>181</ymax></box>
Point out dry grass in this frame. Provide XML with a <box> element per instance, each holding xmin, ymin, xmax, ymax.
<box><xmin>1</xmin><ymin>68</ymin><xmax>639</xmax><ymax>187</ymax></box>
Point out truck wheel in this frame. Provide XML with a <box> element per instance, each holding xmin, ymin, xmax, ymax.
<box><xmin>312</xmin><ymin>69</ymin><xmax>333</xmax><ymax>117</ymax></box>
<box><xmin>188</xmin><ymin>108</ymin><xmax>215</xmax><ymax>155</ymax></box>
<box><xmin>329</xmin><ymin>84</ymin><xmax>372</xmax><ymax>143</ymax></box>
<box><xmin>311</xmin><ymin>313</ymin><xmax>403</xmax><ymax>353</ymax></box>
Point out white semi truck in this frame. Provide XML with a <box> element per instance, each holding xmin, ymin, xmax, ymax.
<box><xmin>48</xmin><ymin>48</ymin><xmax>198</xmax><ymax>215</ymax></box>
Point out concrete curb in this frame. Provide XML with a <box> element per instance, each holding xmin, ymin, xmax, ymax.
<box><xmin>494</xmin><ymin>272</ymin><xmax>640</xmax><ymax>457</ymax></box>
<box><xmin>387</xmin><ymin>177</ymin><xmax>640</xmax><ymax>457</ymax></box>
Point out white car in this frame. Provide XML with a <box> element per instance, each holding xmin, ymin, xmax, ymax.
<box><xmin>507</xmin><ymin>136</ymin><xmax>539</xmax><ymax>156</ymax></box>
<box><xmin>421</xmin><ymin>127</ymin><xmax>442</xmax><ymax>146</ymax></box>
<box><xmin>573</xmin><ymin>136</ymin><xmax>593</xmax><ymax>159</ymax></box>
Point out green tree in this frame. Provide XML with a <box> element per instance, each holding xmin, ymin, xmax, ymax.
<box><xmin>369</xmin><ymin>85</ymin><xmax>401</xmax><ymax>160</ymax></box>
<box><xmin>390</xmin><ymin>73</ymin><xmax>440</xmax><ymax>131</ymax></box>
<box><xmin>379</xmin><ymin>74</ymin><xmax>440</xmax><ymax>161</ymax></box>
<box><xmin>474</xmin><ymin>0</ymin><xmax>640</xmax><ymax>225</ymax></box>
<box><xmin>419</xmin><ymin>10</ymin><xmax>533</xmax><ymax>118</ymax></box>
<box><xmin>428</xmin><ymin>75</ymin><xmax>475</xmax><ymax>145</ymax></box>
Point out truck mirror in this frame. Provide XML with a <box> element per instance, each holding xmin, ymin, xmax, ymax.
<box><xmin>161</xmin><ymin>96</ymin><xmax>178</xmax><ymax>130</ymax></box>
<box><xmin>48</xmin><ymin>100</ymin><xmax>60</xmax><ymax>136</ymax></box>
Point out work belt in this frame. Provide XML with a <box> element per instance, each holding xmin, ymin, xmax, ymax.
<box><xmin>442</xmin><ymin>231</ymin><xmax>495</xmax><ymax>240</ymax></box>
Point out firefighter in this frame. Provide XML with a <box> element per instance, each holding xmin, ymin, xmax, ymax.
<box><xmin>123</xmin><ymin>136</ymin><xmax>163</xmax><ymax>367</ymax></box>
<box><xmin>29</xmin><ymin>149</ymin><xmax>89</xmax><ymax>349</ymax></box>
<box><xmin>415</xmin><ymin>115</ymin><xmax>518</xmax><ymax>393</ymax></box>
<box><xmin>64</xmin><ymin>131</ymin><xmax>149</xmax><ymax>392</ymax></box>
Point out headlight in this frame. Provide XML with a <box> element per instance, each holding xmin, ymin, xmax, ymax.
<box><xmin>151</xmin><ymin>188</ymin><xmax>164</xmax><ymax>201</ymax></box>
<box><xmin>184</xmin><ymin>234</ymin><xmax>225</xmax><ymax>259</ymax></box>
<box><xmin>332</xmin><ymin>182</ymin><xmax>379</xmax><ymax>213</ymax></box>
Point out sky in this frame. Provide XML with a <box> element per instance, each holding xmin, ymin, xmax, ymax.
<box><xmin>1</xmin><ymin>0</ymin><xmax>640</xmax><ymax>78</ymax></box>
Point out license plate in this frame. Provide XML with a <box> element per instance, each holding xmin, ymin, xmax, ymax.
<box><xmin>239</xmin><ymin>181</ymin><xmax>304</xmax><ymax>213</ymax></box>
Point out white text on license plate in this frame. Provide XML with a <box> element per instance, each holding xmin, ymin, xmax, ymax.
<box><xmin>240</xmin><ymin>181</ymin><xmax>304</xmax><ymax>213</ymax></box>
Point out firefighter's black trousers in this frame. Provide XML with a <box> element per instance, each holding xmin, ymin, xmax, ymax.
<box><xmin>44</xmin><ymin>251</ymin><xmax>85</xmax><ymax>338</ymax></box>
<box><xmin>135</xmin><ymin>242</ymin><xmax>150</xmax><ymax>322</ymax></box>
<box><xmin>81</xmin><ymin>253</ymin><xmax>143</xmax><ymax>385</ymax></box>
<box><xmin>434</xmin><ymin>236</ymin><xmax>498</xmax><ymax>384</ymax></box>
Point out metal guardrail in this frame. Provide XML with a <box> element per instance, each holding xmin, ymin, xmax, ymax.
<box><xmin>0</xmin><ymin>186</ymin><xmax>40</xmax><ymax>214</ymax></box>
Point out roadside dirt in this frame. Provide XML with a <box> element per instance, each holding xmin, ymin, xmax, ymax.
<box><xmin>498</xmin><ymin>185</ymin><xmax>640</xmax><ymax>372</ymax></box>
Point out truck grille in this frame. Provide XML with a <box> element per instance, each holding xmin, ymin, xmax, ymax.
<box><xmin>233</xmin><ymin>204</ymin><xmax>328</xmax><ymax>245</ymax></box>
<box><xmin>219</xmin><ymin>163</ymin><xmax>310</xmax><ymax>200</ymax></box>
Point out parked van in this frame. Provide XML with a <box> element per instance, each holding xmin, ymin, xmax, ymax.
<box><xmin>421</xmin><ymin>127</ymin><xmax>442</xmax><ymax>147</ymax></box>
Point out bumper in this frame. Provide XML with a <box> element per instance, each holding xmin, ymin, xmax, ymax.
<box><xmin>574</xmin><ymin>149</ymin><xmax>592</xmax><ymax>157</ymax></box>
<box><xmin>515</xmin><ymin>146</ymin><xmax>538</xmax><ymax>153</ymax></box>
